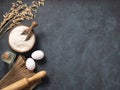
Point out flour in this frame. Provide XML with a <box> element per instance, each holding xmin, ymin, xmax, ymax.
<box><xmin>9</xmin><ymin>25</ymin><xmax>35</xmax><ymax>52</ymax></box>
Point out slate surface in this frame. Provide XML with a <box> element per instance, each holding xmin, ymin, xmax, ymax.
<box><xmin>0</xmin><ymin>0</ymin><xmax>120</xmax><ymax>90</ymax></box>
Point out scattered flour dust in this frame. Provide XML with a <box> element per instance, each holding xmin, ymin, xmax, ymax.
<box><xmin>9</xmin><ymin>25</ymin><xmax>35</xmax><ymax>52</ymax></box>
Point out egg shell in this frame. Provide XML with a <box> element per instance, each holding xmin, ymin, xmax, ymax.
<box><xmin>26</xmin><ymin>58</ymin><xmax>36</xmax><ymax>70</ymax></box>
<box><xmin>31</xmin><ymin>50</ymin><xmax>44</xmax><ymax>60</ymax></box>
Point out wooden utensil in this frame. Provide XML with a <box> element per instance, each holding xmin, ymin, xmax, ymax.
<box><xmin>0</xmin><ymin>55</ymin><xmax>44</xmax><ymax>90</ymax></box>
<box><xmin>8</xmin><ymin>25</ymin><xmax>36</xmax><ymax>53</ymax></box>
<box><xmin>1</xmin><ymin>71</ymin><xmax>46</xmax><ymax>90</ymax></box>
<box><xmin>21</xmin><ymin>21</ymin><xmax>38</xmax><ymax>41</ymax></box>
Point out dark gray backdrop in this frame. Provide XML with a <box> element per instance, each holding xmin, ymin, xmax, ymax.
<box><xmin>0</xmin><ymin>0</ymin><xmax>120</xmax><ymax>90</ymax></box>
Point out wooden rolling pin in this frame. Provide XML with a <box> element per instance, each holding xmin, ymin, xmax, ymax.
<box><xmin>2</xmin><ymin>71</ymin><xmax>47</xmax><ymax>90</ymax></box>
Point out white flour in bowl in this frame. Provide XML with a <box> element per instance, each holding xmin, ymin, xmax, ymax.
<box><xmin>9</xmin><ymin>25</ymin><xmax>36</xmax><ymax>53</ymax></box>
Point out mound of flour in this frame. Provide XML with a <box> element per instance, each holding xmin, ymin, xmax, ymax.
<box><xmin>9</xmin><ymin>25</ymin><xmax>36</xmax><ymax>52</ymax></box>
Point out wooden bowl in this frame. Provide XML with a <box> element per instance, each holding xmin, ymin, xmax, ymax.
<box><xmin>8</xmin><ymin>25</ymin><xmax>36</xmax><ymax>53</ymax></box>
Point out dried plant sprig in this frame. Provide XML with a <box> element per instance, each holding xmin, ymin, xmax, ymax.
<box><xmin>0</xmin><ymin>0</ymin><xmax>24</xmax><ymax>31</ymax></box>
<box><xmin>7</xmin><ymin>0</ymin><xmax>45</xmax><ymax>31</ymax></box>
<box><xmin>0</xmin><ymin>0</ymin><xmax>45</xmax><ymax>38</ymax></box>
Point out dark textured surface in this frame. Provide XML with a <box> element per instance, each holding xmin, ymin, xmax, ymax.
<box><xmin>0</xmin><ymin>0</ymin><xmax>120</xmax><ymax>90</ymax></box>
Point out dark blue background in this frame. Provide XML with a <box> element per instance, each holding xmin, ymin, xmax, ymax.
<box><xmin>0</xmin><ymin>0</ymin><xmax>120</xmax><ymax>90</ymax></box>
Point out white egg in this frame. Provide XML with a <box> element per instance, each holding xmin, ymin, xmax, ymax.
<box><xmin>31</xmin><ymin>50</ymin><xmax>44</xmax><ymax>60</ymax></box>
<box><xmin>26</xmin><ymin>58</ymin><xmax>36</xmax><ymax>70</ymax></box>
